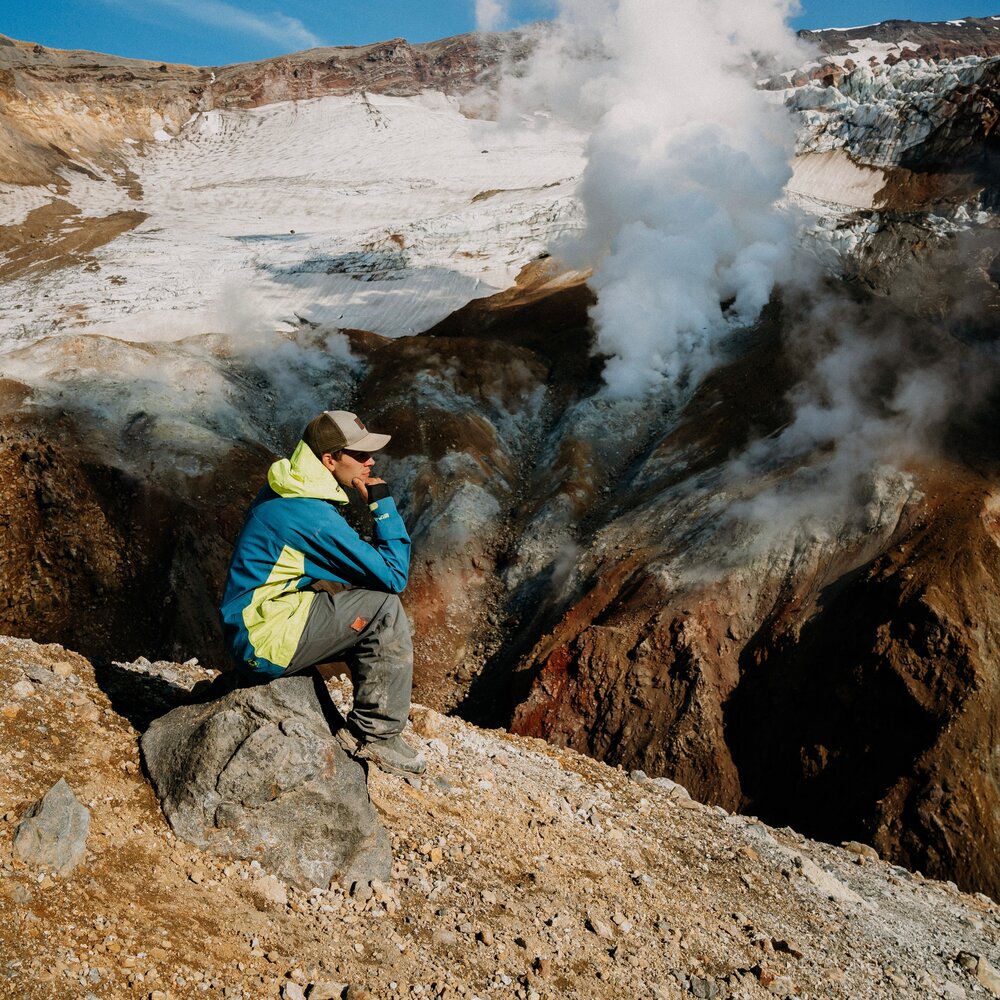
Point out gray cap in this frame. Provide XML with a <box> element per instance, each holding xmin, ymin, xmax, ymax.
<box><xmin>302</xmin><ymin>410</ymin><xmax>391</xmax><ymax>457</ymax></box>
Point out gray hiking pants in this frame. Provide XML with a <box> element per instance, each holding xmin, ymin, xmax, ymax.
<box><xmin>288</xmin><ymin>589</ymin><xmax>413</xmax><ymax>740</ymax></box>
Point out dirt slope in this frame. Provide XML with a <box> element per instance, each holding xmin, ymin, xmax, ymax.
<box><xmin>2</xmin><ymin>635</ymin><xmax>999</xmax><ymax>1000</ymax></box>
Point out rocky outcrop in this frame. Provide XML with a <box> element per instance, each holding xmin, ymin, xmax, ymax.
<box><xmin>0</xmin><ymin>30</ymin><xmax>528</xmax><ymax>187</ymax></box>
<box><xmin>801</xmin><ymin>17</ymin><xmax>1000</xmax><ymax>63</ymax></box>
<box><xmin>509</xmin><ymin>467</ymin><xmax>1000</xmax><ymax>895</ymax></box>
<box><xmin>140</xmin><ymin>672</ymin><xmax>391</xmax><ymax>889</ymax></box>
<box><xmin>499</xmin><ymin>268</ymin><xmax>1000</xmax><ymax>898</ymax></box>
<box><xmin>0</xmin><ymin>415</ymin><xmax>258</xmax><ymax>665</ymax></box>
<box><xmin>210</xmin><ymin>32</ymin><xmax>530</xmax><ymax>108</ymax></box>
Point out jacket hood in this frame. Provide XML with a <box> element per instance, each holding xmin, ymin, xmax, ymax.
<box><xmin>267</xmin><ymin>440</ymin><xmax>349</xmax><ymax>503</ymax></box>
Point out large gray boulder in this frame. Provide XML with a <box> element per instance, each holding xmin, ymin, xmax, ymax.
<box><xmin>140</xmin><ymin>673</ymin><xmax>391</xmax><ymax>888</ymax></box>
<box><xmin>13</xmin><ymin>777</ymin><xmax>90</xmax><ymax>874</ymax></box>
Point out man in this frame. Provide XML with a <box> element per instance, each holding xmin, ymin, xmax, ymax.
<box><xmin>219</xmin><ymin>409</ymin><xmax>425</xmax><ymax>776</ymax></box>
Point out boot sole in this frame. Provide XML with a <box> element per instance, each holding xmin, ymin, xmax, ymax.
<box><xmin>362</xmin><ymin>753</ymin><xmax>427</xmax><ymax>777</ymax></box>
<box><xmin>336</xmin><ymin>728</ymin><xmax>427</xmax><ymax>776</ymax></box>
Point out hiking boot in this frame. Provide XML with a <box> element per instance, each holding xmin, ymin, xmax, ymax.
<box><xmin>359</xmin><ymin>734</ymin><xmax>427</xmax><ymax>776</ymax></box>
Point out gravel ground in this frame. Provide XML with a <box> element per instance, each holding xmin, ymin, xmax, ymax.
<box><xmin>0</xmin><ymin>634</ymin><xmax>998</xmax><ymax>1000</ymax></box>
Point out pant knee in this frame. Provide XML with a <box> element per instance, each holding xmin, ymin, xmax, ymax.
<box><xmin>374</xmin><ymin>595</ymin><xmax>412</xmax><ymax>658</ymax></box>
<box><xmin>378</xmin><ymin>594</ymin><xmax>409</xmax><ymax>629</ymax></box>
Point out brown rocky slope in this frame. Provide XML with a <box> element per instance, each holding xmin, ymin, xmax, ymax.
<box><xmin>2</xmin><ymin>633</ymin><xmax>1000</xmax><ymax>1000</ymax></box>
<box><xmin>0</xmin><ymin>30</ymin><xmax>525</xmax><ymax>189</ymax></box>
<box><xmin>2</xmin><ymin>253</ymin><xmax>999</xmax><ymax>903</ymax></box>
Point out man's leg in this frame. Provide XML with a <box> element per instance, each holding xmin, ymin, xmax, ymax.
<box><xmin>288</xmin><ymin>589</ymin><xmax>424</xmax><ymax>774</ymax></box>
<box><xmin>342</xmin><ymin>593</ymin><xmax>413</xmax><ymax>740</ymax></box>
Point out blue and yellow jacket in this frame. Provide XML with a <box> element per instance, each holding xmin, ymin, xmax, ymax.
<box><xmin>220</xmin><ymin>440</ymin><xmax>410</xmax><ymax>678</ymax></box>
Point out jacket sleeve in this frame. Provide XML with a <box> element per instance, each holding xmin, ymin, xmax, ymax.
<box><xmin>299</xmin><ymin>497</ymin><xmax>411</xmax><ymax>594</ymax></box>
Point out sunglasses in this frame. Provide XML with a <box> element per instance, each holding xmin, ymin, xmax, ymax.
<box><xmin>342</xmin><ymin>448</ymin><xmax>372</xmax><ymax>462</ymax></box>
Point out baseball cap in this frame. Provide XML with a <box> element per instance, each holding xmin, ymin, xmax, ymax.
<box><xmin>302</xmin><ymin>410</ymin><xmax>391</xmax><ymax>457</ymax></box>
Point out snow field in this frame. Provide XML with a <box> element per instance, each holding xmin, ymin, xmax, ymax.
<box><xmin>1</xmin><ymin>91</ymin><xmax>585</xmax><ymax>348</ymax></box>
<box><xmin>0</xmin><ymin>90</ymin><xmax>585</xmax><ymax>469</ymax></box>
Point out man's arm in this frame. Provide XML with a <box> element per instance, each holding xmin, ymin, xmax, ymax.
<box><xmin>299</xmin><ymin>489</ymin><xmax>411</xmax><ymax>594</ymax></box>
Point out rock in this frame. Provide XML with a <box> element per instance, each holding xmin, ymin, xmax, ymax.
<box><xmin>8</xmin><ymin>883</ymin><xmax>32</xmax><ymax>904</ymax></box>
<box><xmin>409</xmin><ymin>705</ymin><xmax>443</xmax><ymax>737</ymax></box>
<box><xmin>433</xmin><ymin>928</ymin><xmax>459</xmax><ymax>947</ymax></box>
<box><xmin>842</xmin><ymin>841</ymin><xmax>879</xmax><ymax>861</ymax></box>
<box><xmin>140</xmin><ymin>674</ymin><xmax>391</xmax><ymax>888</ymax></box>
<box><xmin>12</xmin><ymin>778</ymin><xmax>90</xmax><ymax>874</ymax></box>
<box><xmin>10</xmin><ymin>679</ymin><xmax>34</xmax><ymax>700</ymax></box>
<box><xmin>307</xmin><ymin>982</ymin><xmax>347</xmax><ymax>999</ymax></box>
<box><xmin>250</xmin><ymin>875</ymin><xmax>288</xmax><ymax>907</ymax></box>
<box><xmin>794</xmin><ymin>855</ymin><xmax>869</xmax><ymax>908</ymax></box>
<box><xmin>766</xmin><ymin>975</ymin><xmax>795</xmax><ymax>997</ymax></box>
<box><xmin>974</xmin><ymin>955</ymin><xmax>1000</xmax><ymax>995</ymax></box>
<box><xmin>689</xmin><ymin>976</ymin><xmax>720</xmax><ymax>998</ymax></box>
<box><xmin>745</xmin><ymin>823</ymin><xmax>776</xmax><ymax>844</ymax></box>
<box><xmin>651</xmin><ymin>777</ymin><xmax>691</xmax><ymax>799</ymax></box>
<box><xmin>21</xmin><ymin>662</ymin><xmax>57</xmax><ymax>686</ymax></box>
<box><xmin>350</xmin><ymin>880</ymin><xmax>373</xmax><ymax>902</ymax></box>
<box><xmin>773</xmin><ymin>938</ymin><xmax>804</xmax><ymax>959</ymax></box>
<box><xmin>281</xmin><ymin>984</ymin><xmax>307</xmax><ymax>1000</ymax></box>
<box><xmin>586</xmin><ymin>915</ymin><xmax>615</xmax><ymax>939</ymax></box>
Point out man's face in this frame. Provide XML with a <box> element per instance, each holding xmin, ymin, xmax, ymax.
<box><xmin>323</xmin><ymin>448</ymin><xmax>376</xmax><ymax>489</ymax></box>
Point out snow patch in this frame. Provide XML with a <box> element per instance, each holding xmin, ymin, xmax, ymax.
<box><xmin>832</xmin><ymin>37</ymin><xmax>923</xmax><ymax>64</ymax></box>
<box><xmin>787</xmin><ymin>151</ymin><xmax>886</xmax><ymax>210</ymax></box>
<box><xmin>0</xmin><ymin>184</ymin><xmax>53</xmax><ymax>227</ymax></box>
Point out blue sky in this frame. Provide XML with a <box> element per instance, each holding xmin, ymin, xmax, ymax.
<box><xmin>3</xmin><ymin>1</ymin><xmax>1000</xmax><ymax>66</ymax></box>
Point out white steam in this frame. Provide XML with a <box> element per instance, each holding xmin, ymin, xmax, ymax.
<box><xmin>475</xmin><ymin>0</ymin><xmax>509</xmax><ymax>32</ymax></box>
<box><xmin>503</xmin><ymin>0</ymin><xmax>806</xmax><ymax>399</ymax></box>
<box><xmin>724</xmin><ymin>288</ymin><xmax>993</xmax><ymax>546</ymax></box>
<box><xmin>2</xmin><ymin>276</ymin><xmax>361</xmax><ymax>481</ymax></box>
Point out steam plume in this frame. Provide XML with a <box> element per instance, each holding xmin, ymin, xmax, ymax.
<box><xmin>504</xmin><ymin>0</ymin><xmax>805</xmax><ymax>399</ymax></box>
<box><xmin>476</xmin><ymin>0</ymin><xmax>509</xmax><ymax>32</ymax></box>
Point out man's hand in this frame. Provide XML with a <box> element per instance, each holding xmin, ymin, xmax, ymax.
<box><xmin>351</xmin><ymin>475</ymin><xmax>385</xmax><ymax>503</ymax></box>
